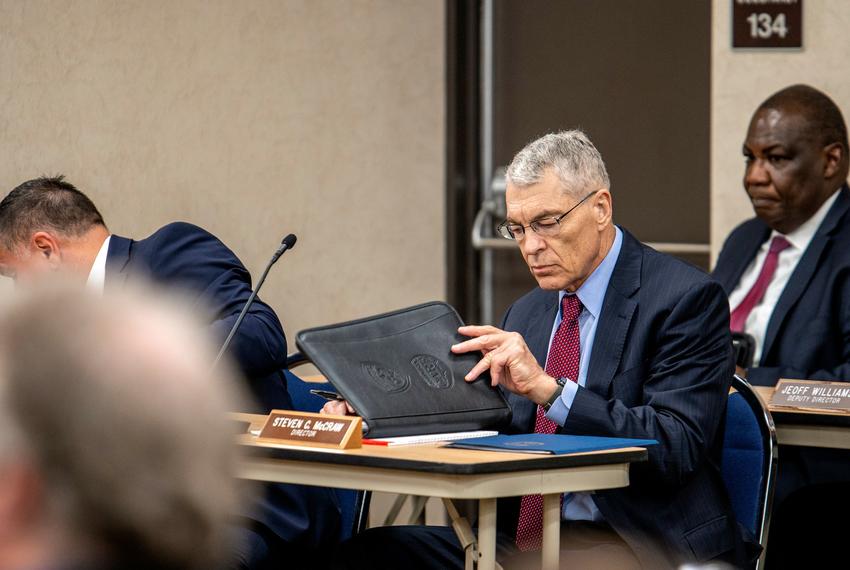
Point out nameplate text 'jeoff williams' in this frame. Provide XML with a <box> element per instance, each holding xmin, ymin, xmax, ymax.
<box><xmin>772</xmin><ymin>379</ymin><xmax>850</xmax><ymax>412</ymax></box>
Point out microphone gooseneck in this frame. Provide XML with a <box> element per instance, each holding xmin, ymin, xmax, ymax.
<box><xmin>212</xmin><ymin>233</ymin><xmax>297</xmax><ymax>370</ymax></box>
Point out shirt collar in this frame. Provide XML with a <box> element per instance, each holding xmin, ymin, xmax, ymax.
<box><xmin>559</xmin><ymin>226</ymin><xmax>623</xmax><ymax>319</ymax></box>
<box><xmin>85</xmin><ymin>235</ymin><xmax>112</xmax><ymax>293</ymax></box>
<box><xmin>774</xmin><ymin>190</ymin><xmax>840</xmax><ymax>251</ymax></box>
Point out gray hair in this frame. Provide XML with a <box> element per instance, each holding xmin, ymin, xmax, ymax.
<box><xmin>506</xmin><ymin>130</ymin><xmax>610</xmax><ymax>196</ymax></box>
<box><xmin>0</xmin><ymin>283</ymin><xmax>249</xmax><ymax>569</ymax></box>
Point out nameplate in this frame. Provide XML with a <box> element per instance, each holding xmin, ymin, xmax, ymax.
<box><xmin>257</xmin><ymin>410</ymin><xmax>362</xmax><ymax>449</ymax></box>
<box><xmin>771</xmin><ymin>379</ymin><xmax>850</xmax><ymax>412</ymax></box>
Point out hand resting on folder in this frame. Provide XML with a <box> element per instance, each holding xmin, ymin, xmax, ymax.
<box><xmin>300</xmin><ymin>301</ymin><xmax>510</xmax><ymax>437</ymax></box>
<box><xmin>321</xmin><ymin>399</ymin><xmax>356</xmax><ymax>416</ymax></box>
<box><xmin>452</xmin><ymin>324</ymin><xmax>562</xmax><ymax>406</ymax></box>
<box><xmin>320</xmin><ymin>323</ymin><xmax>559</xmax><ymax>417</ymax></box>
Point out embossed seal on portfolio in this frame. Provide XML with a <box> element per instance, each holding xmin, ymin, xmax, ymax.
<box><xmin>411</xmin><ymin>354</ymin><xmax>454</xmax><ymax>389</ymax></box>
<box><xmin>361</xmin><ymin>361</ymin><xmax>410</xmax><ymax>393</ymax></box>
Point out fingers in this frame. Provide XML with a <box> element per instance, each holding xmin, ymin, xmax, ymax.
<box><xmin>321</xmin><ymin>400</ymin><xmax>352</xmax><ymax>416</ymax></box>
<box><xmin>464</xmin><ymin>346</ymin><xmax>509</xmax><ymax>386</ymax></box>
<box><xmin>452</xmin><ymin>330</ymin><xmax>506</xmax><ymax>354</ymax></box>
<box><xmin>459</xmin><ymin>330</ymin><xmax>547</xmax><ymax>398</ymax></box>
<box><xmin>465</xmin><ymin>352</ymin><xmax>493</xmax><ymax>381</ymax></box>
<box><xmin>488</xmin><ymin>352</ymin><xmax>505</xmax><ymax>387</ymax></box>
<box><xmin>452</xmin><ymin>337</ymin><xmax>490</xmax><ymax>354</ymax></box>
<box><xmin>457</xmin><ymin>325</ymin><xmax>503</xmax><ymax>337</ymax></box>
<box><xmin>455</xmin><ymin>325</ymin><xmax>511</xmax><ymax>382</ymax></box>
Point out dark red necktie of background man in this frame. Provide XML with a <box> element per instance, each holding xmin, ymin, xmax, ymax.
<box><xmin>729</xmin><ymin>236</ymin><xmax>791</xmax><ymax>332</ymax></box>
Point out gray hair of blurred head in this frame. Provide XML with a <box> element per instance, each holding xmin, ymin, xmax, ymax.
<box><xmin>506</xmin><ymin>130</ymin><xmax>611</xmax><ymax>197</ymax></box>
<box><xmin>0</xmin><ymin>282</ymin><xmax>250</xmax><ymax>570</ymax></box>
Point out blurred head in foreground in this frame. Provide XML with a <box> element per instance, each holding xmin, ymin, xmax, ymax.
<box><xmin>0</xmin><ymin>283</ymin><xmax>248</xmax><ymax>570</ymax></box>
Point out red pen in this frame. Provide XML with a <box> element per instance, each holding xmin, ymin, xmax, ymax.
<box><xmin>362</xmin><ymin>438</ymin><xmax>389</xmax><ymax>446</ymax></box>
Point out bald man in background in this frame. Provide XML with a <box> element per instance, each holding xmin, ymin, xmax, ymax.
<box><xmin>713</xmin><ymin>84</ymin><xmax>850</xmax><ymax>569</ymax></box>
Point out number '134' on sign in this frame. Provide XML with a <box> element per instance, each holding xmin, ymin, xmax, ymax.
<box><xmin>746</xmin><ymin>12</ymin><xmax>788</xmax><ymax>39</ymax></box>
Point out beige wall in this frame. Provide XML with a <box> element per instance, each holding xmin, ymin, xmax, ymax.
<box><xmin>711</xmin><ymin>0</ymin><xmax>850</xmax><ymax>262</ymax></box>
<box><xmin>0</xmin><ymin>0</ymin><xmax>445</xmax><ymax>334</ymax></box>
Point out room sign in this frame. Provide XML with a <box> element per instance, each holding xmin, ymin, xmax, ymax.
<box><xmin>732</xmin><ymin>0</ymin><xmax>802</xmax><ymax>49</ymax></box>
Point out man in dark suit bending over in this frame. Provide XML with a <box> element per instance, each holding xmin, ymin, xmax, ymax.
<box><xmin>713</xmin><ymin>84</ymin><xmax>850</xmax><ymax>569</ymax></box>
<box><xmin>0</xmin><ymin>176</ymin><xmax>339</xmax><ymax>570</ymax></box>
<box><xmin>328</xmin><ymin>130</ymin><xmax>748</xmax><ymax>569</ymax></box>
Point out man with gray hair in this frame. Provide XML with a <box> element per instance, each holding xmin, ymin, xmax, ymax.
<box><xmin>331</xmin><ymin>130</ymin><xmax>749</xmax><ymax>569</ymax></box>
<box><xmin>0</xmin><ymin>284</ymin><xmax>246</xmax><ymax>570</ymax></box>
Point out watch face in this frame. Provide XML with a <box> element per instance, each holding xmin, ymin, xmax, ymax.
<box><xmin>556</xmin><ymin>377</ymin><xmax>568</xmax><ymax>387</ymax></box>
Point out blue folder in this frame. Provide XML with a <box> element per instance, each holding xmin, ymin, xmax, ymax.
<box><xmin>447</xmin><ymin>433</ymin><xmax>657</xmax><ymax>455</ymax></box>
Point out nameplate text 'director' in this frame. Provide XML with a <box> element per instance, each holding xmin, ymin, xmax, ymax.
<box><xmin>772</xmin><ymin>379</ymin><xmax>850</xmax><ymax>412</ymax></box>
<box><xmin>257</xmin><ymin>410</ymin><xmax>362</xmax><ymax>449</ymax></box>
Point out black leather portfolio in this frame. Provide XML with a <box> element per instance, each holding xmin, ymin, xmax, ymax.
<box><xmin>295</xmin><ymin>301</ymin><xmax>512</xmax><ymax>437</ymax></box>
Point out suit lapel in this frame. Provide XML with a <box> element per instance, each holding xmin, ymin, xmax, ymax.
<box><xmin>762</xmin><ymin>187</ymin><xmax>850</xmax><ymax>361</ymax></box>
<box><xmin>104</xmin><ymin>235</ymin><xmax>133</xmax><ymax>291</ymax></box>
<box><xmin>714</xmin><ymin>224</ymin><xmax>770</xmax><ymax>295</ymax></box>
<box><xmin>526</xmin><ymin>290</ymin><xmax>559</xmax><ymax>366</ymax></box>
<box><xmin>585</xmin><ymin>230</ymin><xmax>640</xmax><ymax>397</ymax></box>
<box><xmin>508</xmin><ymin>291</ymin><xmax>558</xmax><ymax>431</ymax></box>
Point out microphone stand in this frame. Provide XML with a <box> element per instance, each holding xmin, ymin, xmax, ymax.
<box><xmin>212</xmin><ymin>233</ymin><xmax>297</xmax><ymax>370</ymax></box>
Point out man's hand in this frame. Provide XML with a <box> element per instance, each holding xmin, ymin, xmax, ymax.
<box><xmin>451</xmin><ymin>325</ymin><xmax>558</xmax><ymax>406</ymax></box>
<box><xmin>320</xmin><ymin>399</ymin><xmax>356</xmax><ymax>416</ymax></box>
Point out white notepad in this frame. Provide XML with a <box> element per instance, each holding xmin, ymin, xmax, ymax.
<box><xmin>369</xmin><ymin>430</ymin><xmax>499</xmax><ymax>446</ymax></box>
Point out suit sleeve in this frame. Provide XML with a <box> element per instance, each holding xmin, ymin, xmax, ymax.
<box><xmin>143</xmin><ymin>223</ymin><xmax>287</xmax><ymax>378</ymax></box>
<box><xmin>747</xmin><ymin>301</ymin><xmax>850</xmax><ymax>385</ymax></box>
<box><xmin>564</xmin><ymin>280</ymin><xmax>734</xmax><ymax>486</ymax></box>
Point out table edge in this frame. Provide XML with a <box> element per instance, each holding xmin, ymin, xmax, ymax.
<box><xmin>240</xmin><ymin>444</ymin><xmax>648</xmax><ymax>475</ymax></box>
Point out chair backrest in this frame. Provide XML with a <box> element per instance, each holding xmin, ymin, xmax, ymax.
<box><xmin>721</xmin><ymin>374</ymin><xmax>778</xmax><ymax>570</ymax></box>
<box><xmin>283</xmin><ymin>365</ymin><xmax>370</xmax><ymax>540</ymax></box>
<box><xmin>285</xmin><ymin>369</ymin><xmax>328</xmax><ymax>412</ymax></box>
<box><xmin>732</xmin><ymin>332</ymin><xmax>756</xmax><ymax>369</ymax></box>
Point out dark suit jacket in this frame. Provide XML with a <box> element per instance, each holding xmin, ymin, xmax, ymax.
<box><xmin>105</xmin><ymin>222</ymin><xmax>340</xmax><ymax>549</ymax></box>
<box><xmin>499</xmin><ymin>229</ymin><xmax>746</xmax><ymax>569</ymax></box>
<box><xmin>713</xmin><ymin>185</ymin><xmax>850</xmax><ymax>498</ymax></box>
<box><xmin>713</xmin><ymin>185</ymin><xmax>850</xmax><ymax>387</ymax></box>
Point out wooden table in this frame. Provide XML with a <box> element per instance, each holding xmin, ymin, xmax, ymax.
<box><xmin>231</xmin><ymin>413</ymin><xmax>648</xmax><ymax>570</ymax></box>
<box><xmin>753</xmin><ymin>386</ymin><xmax>850</xmax><ymax>450</ymax></box>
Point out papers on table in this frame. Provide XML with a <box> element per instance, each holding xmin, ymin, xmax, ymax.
<box><xmin>447</xmin><ymin>434</ymin><xmax>658</xmax><ymax>455</ymax></box>
<box><xmin>363</xmin><ymin>430</ymin><xmax>499</xmax><ymax>446</ymax></box>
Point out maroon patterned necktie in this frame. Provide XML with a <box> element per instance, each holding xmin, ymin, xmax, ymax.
<box><xmin>729</xmin><ymin>236</ymin><xmax>791</xmax><ymax>332</ymax></box>
<box><xmin>515</xmin><ymin>294</ymin><xmax>583</xmax><ymax>551</ymax></box>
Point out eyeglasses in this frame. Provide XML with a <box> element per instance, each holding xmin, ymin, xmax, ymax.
<box><xmin>496</xmin><ymin>190</ymin><xmax>599</xmax><ymax>240</ymax></box>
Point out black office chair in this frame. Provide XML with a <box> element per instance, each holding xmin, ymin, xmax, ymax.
<box><xmin>721</xmin><ymin>374</ymin><xmax>778</xmax><ymax>570</ymax></box>
<box><xmin>732</xmin><ymin>332</ymin><xmax>756</xmax><ymax>370</ymax></box>
<box><xmin>285</xmin><ymin>353</ymin><xmax>370</xmax><ymax>540</ymax></box>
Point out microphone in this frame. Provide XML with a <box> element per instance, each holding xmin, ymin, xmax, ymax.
<box><xmin>212</xmin><ymin>233</ymin><xmax>297</xmax><ymax>370</ymax></box>
<box><xmin>272</xmin><ymin>233</ymin><xmax>297</xmax><ymax>264</ymax></box>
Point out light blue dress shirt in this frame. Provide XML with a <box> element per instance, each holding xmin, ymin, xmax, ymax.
<box><xmin>544</xmin><ymin>226</ymin><xmax>623</xmax><ymax>521</ymax></box>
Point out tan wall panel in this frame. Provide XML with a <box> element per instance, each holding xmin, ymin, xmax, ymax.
<box><xmin>0</xmin><ymin>0</ymin><xmax>445</xmax><ymax>335</ymax></box>
<box><xmin>711</xmin><ymin>0</ymin><xmax>850</xmax><ymax>262</ymax></box>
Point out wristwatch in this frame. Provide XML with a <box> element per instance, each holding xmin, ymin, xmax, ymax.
<box><xmin>543</xmin><ymin>377</ymin><xmax>569</xmax><ymax>411</ymax></box>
